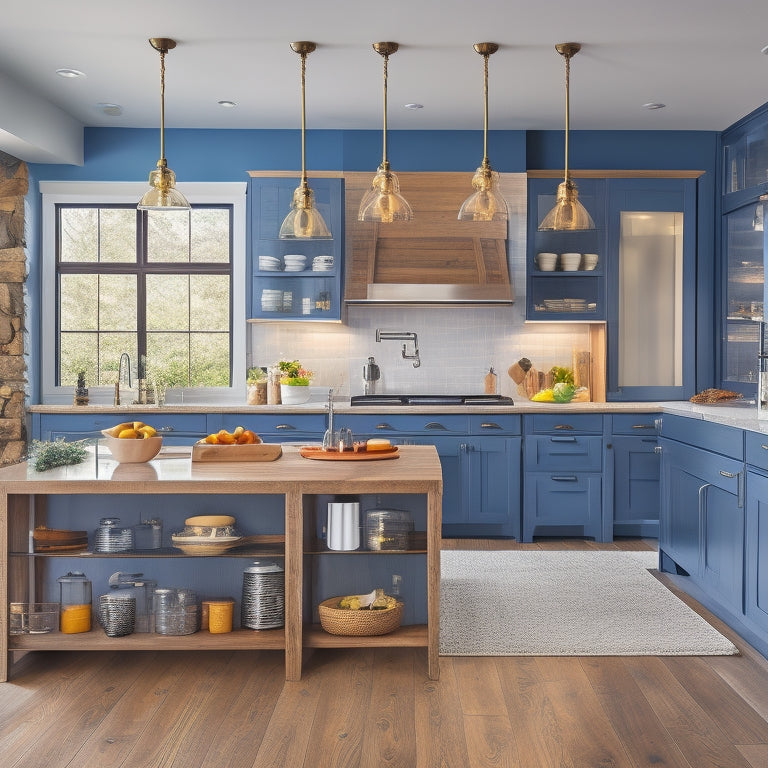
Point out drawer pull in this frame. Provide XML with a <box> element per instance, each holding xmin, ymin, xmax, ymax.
<box><xmin>632</xmin><ymin>424</ymin><xmax>655</xmax><ymax>430</ymax></box>
<box><xmin>719</xmin><ymin>470</ymin><xmax>737</xmax><ymax>478</ymax></box>
<box><xmin>424</xmin><ymin>422</ymin><xmax>448</xmax><ymax>430</ymax></box>
<box><xmin>551</xmin><ymin>475</ymin><xmax>578</xmax><ymax>482</ymax></box>
<box><xmin>554</xmin><ymin>424</ymin><xmax>575</xmax><ymax>430</ymax></box>
<box><xmin>156</xmin><ymin>426</ymin><xmax>175</xmax><ymax>432</ymax></box>
<box><xmin>376</xmin><ymin>423</ymin><xmax>394</xmax><ymax>430</ymax></box>
<box><xmin>550</xmin><ymin>436</ymin><xmax>577</xmax><ymax>443</ymax></box>
<box><xmin>275</xmin><ymin>424</ymin><xmax>296</xmax><ymax>430</ymax></box>
<box><xmin>761</xmin><ymin>444</ymin><xmax>768</xmax><ymax>451</ymax></box>
<box><xmin>480</xmin><ymin>422</ymin><xmax>502</xmax><ymax>430</ymax></box>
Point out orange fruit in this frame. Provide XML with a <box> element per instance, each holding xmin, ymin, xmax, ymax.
<box><xmin>217</xmin><ymin>429</ymin><xmax>236</xmax><ymax>445</ymax></box>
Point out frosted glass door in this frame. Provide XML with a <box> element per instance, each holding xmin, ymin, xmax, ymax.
<box><xmin>618</xmin><ymin>211</ymin><xmax>683</xmax><ymax>387</ymax></box>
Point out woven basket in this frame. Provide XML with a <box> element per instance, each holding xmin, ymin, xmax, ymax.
<box><xmin>318</xmin><ymin>597</ymin><xmax>403</xmax><ymax>636</ymax></box>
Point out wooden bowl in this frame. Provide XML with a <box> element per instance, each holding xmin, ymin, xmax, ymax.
<box><xmin>101</xmin><ymin>431</ymin><xmax>162</xmax><ymax>463</ymax></box>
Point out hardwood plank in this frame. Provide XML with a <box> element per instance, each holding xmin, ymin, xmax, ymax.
<box><xmin>302</xmin><ymin>648</ymin><xmax>374</xmax><ymax>768</ymax></box>
<box><xmin>199</xmin><ymin>652</ymin><xmax>285</xmax><ymax>768</ymax></box>
<box><xmin>580</xmin><ymin>656</ymin><xmax>695</xmax><ymax>768</ymax></box>
<box><xmin>661</xmin><ymin>655</ymin><xmax>768</xmax><ymax>745</ymax></box>
<box><xmin>414</xmin><ymin>654</ymin><xmax>473</xmax><ymax>767</ymax></box>
<box><xmin>533</xmin><ymin>656</ymin><xmax>634</xmax><ymax>768</ymax></box>
<box><xmin>463</xmin><ymin>714</ymin><xmax>518</xmax><ymax>768</ymax></box>
<box><xmin>737</xmin><ymin>744</ymin><xmax>768</xmax><ymax>768</ymax></box>
<box><xmin>63</xmin><ymin>651</ymin><xmax>188</xmax><ymax>767</ymax></box>
<box><xmin>624</xmin><ymin>656</ymin><xmax>754</xmax><ymax>768</ymax></box>
<box><xmin>453</xmin><ymin>655</ymin><xmax>507</xmax><ymax>716</ymax></box>
<box><xmin>359</xmin><ymin>647</ymin><xmax>417</xmax><ymax>768</ymax></box>
<box><xmin>5</xmin><ymin>651</ymin><xmax>145</xmax><ymax>768</ymax></box>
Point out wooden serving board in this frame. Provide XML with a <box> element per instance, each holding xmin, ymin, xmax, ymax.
<box><xmin>299</xmin><ymin>446</ymin><xmax>399</xmax><ymax>461</ymax></box>
<box><xmin>191</xmin><ymin>442</ymin><xmax>282</xmax><ymax>462</ymax></box>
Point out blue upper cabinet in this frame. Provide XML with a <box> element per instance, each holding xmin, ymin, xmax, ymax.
<box><xmin>722</xmin><ymin>104</ymin><xmax>768</xmax><ymax>213</ymax></box>
<box><xmin>605</xmin><ymin>178</ymin><xmax>697</xmax><ymax>402</ymax></box>
<box><xmin>526</xmin><ymin>177</ymin><xmax>606</xmax><ymax>321</ymax></box>
<box><xmin>248</xmin><ymin>175</ymin><xmax>345</xmax><ymax>322</ymax></box>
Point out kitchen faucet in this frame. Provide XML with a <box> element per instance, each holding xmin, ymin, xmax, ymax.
<box><xmin>115</xmin><ymin>353</ymin><xmax>133</xmax><ymax>406</ymax></box>
<box><xmin>375</xmin><ymin>330</ymin><xmax>421</xmax><ymax>368</ymax></box>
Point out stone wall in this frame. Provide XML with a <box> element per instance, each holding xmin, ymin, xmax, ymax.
<box><xmin>0</xmin><ymin>151</ymin><xmax>27</xmax><ymax>466</ymax></box>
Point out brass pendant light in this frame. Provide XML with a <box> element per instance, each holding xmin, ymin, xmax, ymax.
<box><xmin>138</xmin><ymin>38</ymin><xmax>190</xmax><ymax>210</ymax></box>
<box><xmin>538</xmin><ymin>43</ymin><xmax>595</xmax><ymax>231</ymax></box>
<box><xmin>458</xmin><ymin>43</ymin><xmax>507</xmax><ymax>222</ymax></box>
<box><xmin>358</xmin><ymin>42</ymin><xmax>413</xmax><ymax>223</ymax></box>
<box><xmin>279</xmin><ymin>41</ymin><xmax>331</xmax><ymax>239</ymax></box>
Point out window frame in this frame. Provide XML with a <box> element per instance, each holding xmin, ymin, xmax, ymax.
<box><xmin>41</xmin><ymin>181</ymin><xmax>247</xmax><ymax>404</ymax></box>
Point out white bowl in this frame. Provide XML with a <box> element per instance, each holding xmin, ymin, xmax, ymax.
<box><xmin>560</xmin><ymin>253</ymin><xmax>582</xmax><ymax>271</ymax></box>
<box><xmin>101</xmin><ymin>432</ymin><xmax>162</xmax><ymax>463</ymax></box>
<box><xmin>582</xmin><ymin>253</ymin><xmax>599</xmax><ymax>270</ymax></box>
<box><xmin>536</xmin><ymin>252</ymin><xmax>557</xmax><ymax>271</ymax></box>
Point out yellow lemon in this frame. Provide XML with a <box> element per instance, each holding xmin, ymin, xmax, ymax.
<box><xmin>117</xmin><ymin>428</ymin><xmax>139</xmax><ymax>439</ymax></box>
<box><xmin>138</xmin><ymin>425</ymin><xmax>157</xmax><ymax>438</ymax></box>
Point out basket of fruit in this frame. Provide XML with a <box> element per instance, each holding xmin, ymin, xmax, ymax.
<box><xmin>318</xmin><ymin>591</ymin><xmax>403</xmax><ymax>636</ymax></box>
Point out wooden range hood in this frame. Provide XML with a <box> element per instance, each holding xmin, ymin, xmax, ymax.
<box><xmin>344</xmin><ymin>171</ymin><xmax>524</xmax><ymax>305</ymax></box>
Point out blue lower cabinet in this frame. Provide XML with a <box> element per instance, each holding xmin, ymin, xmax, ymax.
<box><xmin>659</xmin><ymin>437</ymin><xmax>744</xmax><ymax>614</ymax></box>
<box><xmin>746</xmin><ymin>471</ymin><xmax>768</xmax><ymax>633</ymax></box>
<box><xmin>33</xmin><ymin>413</ymin><xmax>208</xmax><ymax>444</ymax></box>
<box><xmin>522</xmin><ymin>473</ymin><xmax>602</xmax><ymax>543</ymax></box>
<box><xmin>611</xmin><ymin>435</ymin><xmax>660</xmax><ymax>537</ymax></box>
<box><xmin>207</xmin><ymin>413</ymin><xmax>326</xmax><ymax>444</ymax></box>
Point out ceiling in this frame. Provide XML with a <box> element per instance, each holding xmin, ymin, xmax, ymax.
<box><xmin>2</xmin><ymin>1</ymin><xmax>768</xmax><ymax>163</ymax></box>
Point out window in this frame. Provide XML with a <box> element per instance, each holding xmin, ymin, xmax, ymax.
<box><xmin>42</xmin><ymin>182</ymin><xmax>246</xmax><ymax>404</ymax></box>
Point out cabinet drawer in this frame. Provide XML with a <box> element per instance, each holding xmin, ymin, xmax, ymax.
<box><xmin>468</xmin><ymin>414</ymin><xmax>521</xmax><ymax>435</ymax></box>
<box><xmin>746</xmin><ymin>430</ymin><xmax>768</xmax><ymax>471</ymax></box>
<box><xmin>245</xmin><ymin>413</ymin><xmax>327</xmax><ymax>435</ymax></box>
<box><xmin>39</xmin><ymin>413</ymin><xmax>208</xmax><ymax>442</ymax></box>
<box><xmin>660</xmin><ymin>414</ymin><xmax>744</xmax><ymax>460</ymax></box>
<box><xmin>611</xmin><ymin>413</ymin><xmax>659</xmax><ymax>435</ymax></box>
<box><xmin>339</xmin><ymin>414</ymin><xmax>468</xmax><ymax>436</ymax></box>
<box><xmin>526</xmin><ymin>414</ymin><xmax>603</xmax><ymax>434</ymax></box>
<box><xmin>524</xmin><ymin>435</ymin><xmax>603</xmax><ymax>472</ymax></box>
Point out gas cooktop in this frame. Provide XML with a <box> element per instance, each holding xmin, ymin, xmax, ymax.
<box><xmin>349</xmin><ymin>394</ymin><xmax>515</xmax><ymax>406</ymax></box>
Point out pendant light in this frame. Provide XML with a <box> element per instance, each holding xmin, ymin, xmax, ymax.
<box><xmin>358</xmin><ymin>42</ymin><xmax>413</xmax><ymax>223</ymax></box>
<box><xmin>458</xmin><ymin>43</ymin><xmax>507</xmax><ymax>222</ymax></box>
<box><xmin>279</xmin><ymin>41</ymin><xmax>331</xmax><ymax>239</ymax></box>
<box><xmin>538</xmin><ymin>43</ymin><xmax>595</xmax><ymax>231</ymax></box>
<box><xmin>138</xmin><ymin>38</ymin><xmax>190</xmax><ymax>210</ymax></box>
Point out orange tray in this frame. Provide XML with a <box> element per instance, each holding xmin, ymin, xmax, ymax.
<box><xmin>299</xmin><ymin>446</ymin><xmax>399</xmax><ymax>461</ymax></box>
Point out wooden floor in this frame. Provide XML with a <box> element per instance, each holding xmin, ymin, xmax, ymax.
<box><xmin>3</xmin><ymin>539</ymin><xmax>768</xmax><ymax>768</ymax></box>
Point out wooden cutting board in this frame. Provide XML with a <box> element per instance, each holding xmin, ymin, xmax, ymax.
<box><xmin>191</xmin><ymin>442</ymin><xmax>282</xmax><ymax>462</ymax></box>
<box><xmin>299</xmin><ymin>446</ymin><xmax>399</xmax><ymax>461</ymax></box>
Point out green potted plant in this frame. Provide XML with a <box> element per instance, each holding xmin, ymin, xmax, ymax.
<box><xmin>277</xmin><ymin>360</ymin><xmax>313</xmax><ymax>404</ymax></box>
<box><xmin>246</xmin><ymin>366</ymin><xmax>267</xmax><ymax>405</ymax></box>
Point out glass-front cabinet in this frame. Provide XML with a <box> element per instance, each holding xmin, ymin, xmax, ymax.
<box><xmin>248</xmin><ymin>175</ymin><xmax>344</xmax><ymax>322</ymax></box>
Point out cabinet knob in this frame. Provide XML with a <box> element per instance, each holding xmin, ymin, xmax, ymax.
<box><xmin>653</xmin><ymin>445</ymin><xmax>663</xmax><ymax>454</ymax></box>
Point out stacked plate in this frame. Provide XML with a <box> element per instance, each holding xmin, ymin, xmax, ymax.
<box><xmin>283</xmin><ymin>254</ymin><xmax>306</xmax><ymax>272</ymax></box>
<box><xmin>241</xmin><ymin>560</ymin><xmax>285</xmax><ymax>630</ymax></box>
<box><xmin>259</xmin><ymin>255</ymin><xmax>282</xmax><ymax>271</ymax></box>
<box><xmin>261</xmin><ymin>288</ymin><xmax>283</xmax><ymax>312</ymax></box>
<box><xmin>312</xmin><ymin>254</ymin><xmax>334</xmax><ymax>272</ymax></box>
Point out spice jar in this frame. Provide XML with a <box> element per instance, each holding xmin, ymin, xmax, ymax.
<box><xmin>267</xmin><ymin>366</ymin><xmax>282</xmax><ymax>405</ymax></box>
<box><xmin>58</xmin><ymin>571</ymin><xmax>92</xmax><ymax>633</ymax></box>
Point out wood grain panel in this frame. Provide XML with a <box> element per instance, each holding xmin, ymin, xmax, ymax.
<box><xmin>453</xmin><ymin>655</ymin><xmax>507</xmax><ymax>716</ymax></box>
<box><xmin>463</xmin><ymin>714</ymin><xmax>519</xmax><ymax>768</ymax></box>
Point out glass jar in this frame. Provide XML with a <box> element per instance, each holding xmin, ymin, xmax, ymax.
<box><xmin>57</xmin><ymin>571</ymin><xmax>92</xmax><ymax>633</ymax></box>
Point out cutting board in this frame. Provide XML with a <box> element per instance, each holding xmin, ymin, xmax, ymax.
<box><xmin>191</xmin><ymin>442</ymin><xmax>282</xmax><ymax>462</ymax></box>
<box><xmin>299</xmin><ymin>446</ymin><xmax>399</xmax><ymax>461</ymax></box>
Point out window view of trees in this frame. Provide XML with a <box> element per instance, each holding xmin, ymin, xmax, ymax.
<box><xmin>57</xmin><ymin>205</ymin><xmax>232</xmax><ymax>390</ymax></box>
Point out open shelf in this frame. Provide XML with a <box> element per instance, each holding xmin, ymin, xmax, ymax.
<box><xmin>303</xmin><ymin>623</ymin><xmax>427</xmax><ymax>648</ymax></box>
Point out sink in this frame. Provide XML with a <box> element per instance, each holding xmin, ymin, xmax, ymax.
<box><xmin>349</xmin><ymin>394</ymin><xmax>515</xmax><ymax>406</ymax></box>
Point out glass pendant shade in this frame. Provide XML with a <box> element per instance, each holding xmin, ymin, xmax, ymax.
<box><xmin>279</xmin><ymin>41</ymin><xmax>331</xmax><ymax>239</ymax></box>
<box><xmin>538</xmin><ymin>179</ymin><xmax>595</xmax><ymax>230</ymax></box>
<box><xmin>279</xmin><ymin>180</ymin><xmax>331</xmax><ymax>238</ymax></box>
<box><xmin>358</xmin><ymin>163</ymin><xmax>413</xmax><ymax>223</ymax></box>
<box><xmin>358</xmin><ymin>42</ymin><xmax>413</xmax><ymax>222</ymax></box>
<box><xmin>138</xmin><ymin>38</ymin><xmax>190</xmax><ymax>211</ymax></box>
<box><xmin>538</xmin><ymin>42</ymin><xmax>594</xmax><ymax>231</ymax></box>
<box><xmin>459</xmin><ymin>43</ymin><xmax>507</xmax><ymax>222</ymax></box>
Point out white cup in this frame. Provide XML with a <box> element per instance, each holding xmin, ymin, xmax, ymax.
<box><xmin>582</xmin><ymin>253</ymin><xmax>599</xmax><ymax>270</ymax></box>
<box><xmin>536</xmin><ymin>252</ymin><xmax>557</xmax><ymax>271</ymax></box>
<box><xmin>560</xmin><ymin>252</ymin><xmax>582</xmax><ymax>271</ymax></box>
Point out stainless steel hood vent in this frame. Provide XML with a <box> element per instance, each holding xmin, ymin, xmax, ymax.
<box><xmin>344</xmin><ymin>172</ymin><xmax>525</xmax><ymax>306</ymax></box>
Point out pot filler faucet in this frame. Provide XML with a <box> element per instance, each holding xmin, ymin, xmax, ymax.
<box><xmin>376</xmin><ymin>329</ymin><xmax>421</xmax><ymax>368</ymax></box>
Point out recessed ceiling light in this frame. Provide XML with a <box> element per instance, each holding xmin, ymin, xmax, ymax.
<box><xmin>97</xmin><ymin>103</ymin><xmax>123</xmax><ymax>117</ymax></box>
<box><xmin>404</xmin><ymin>103</ymin><xmax>424</xmax><ymax>110</ymax></box>
<box><xmin>217</xmin><ymin>100</ymin><xmax>237</xmax><ymax>108</ymax></box>
<box><xmin>55</xmin><ymin>68</ymin><xmax>86</xmax><ymax>78</ymax></box>
<box><xmin>642</xmin><ymin>102</ymin><xmax>666</xmax><ymax>110</ymax></box>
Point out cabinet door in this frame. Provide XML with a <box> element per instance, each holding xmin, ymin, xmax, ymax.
<box><xmin>606</xmin><ymin>178</ymin><xmax>697</xmax><ymax>401</ymax></box>
<box><xmin>464</xmin><ymin>437</ymin><xmax>521</xmax><ymax>537</ymax></box>
<box><xmin>746</xmin><ymin>471</ymin><xmax>768</xmax><ymax>632</ymax></box>
<box><xmin>250</xmin><ymin>177</ymin><xmax>344</xmax><ymax>321</ymax></box>
<box><xmin>612</xmin><ymin>435</ymin><xmax>660</xmax><ymax>537</ymax></box>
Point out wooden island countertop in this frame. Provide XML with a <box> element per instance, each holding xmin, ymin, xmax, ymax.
<box><xmin>0</xmin><ymin>445</ymin><xmax>442</xmax><ymax>682</ymax></box>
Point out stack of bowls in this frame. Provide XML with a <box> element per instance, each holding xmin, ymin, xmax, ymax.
<box><xmin>258</xmin><ymin>255</ymin><xmax>281</xmax><ymax>271</ymax></box>
<box><xmin>536</xmin><ymin>252</ymin><xmax>557</xmax><ymax>271</ymax></box>
<box><xmin>312</xmin><ymin>254</ymin><xmax>334</xmax><ymax>272</ymax></box>
<box><xmin>283</xmin><ymin>254</ymin><xmax>306</xmax><ymax>272</ymax></box>
<box><xmin>560</xmin><ymin>252</ymin><xmax>582</xmax><ymax>271</ymax></box>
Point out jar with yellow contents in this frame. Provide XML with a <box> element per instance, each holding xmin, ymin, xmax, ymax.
<box><xmin>57</xmin><ymin>571</ymin><xmax>92</xmax><ymax>633</ymax></box>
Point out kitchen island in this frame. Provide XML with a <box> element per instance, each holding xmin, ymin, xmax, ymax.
<box><xmin>0</xmin><ymin>444</ymin><xmax>442</xmax><ymax>682</ymax></box>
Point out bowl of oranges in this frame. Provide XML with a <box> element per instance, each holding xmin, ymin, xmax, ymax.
<box><xmin>100</xmin><ymin>421</ymin><xmax>163</xmax><ymax>463</ymax></box>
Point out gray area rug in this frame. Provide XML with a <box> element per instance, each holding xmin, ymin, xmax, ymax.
<box><xmin>440</xmin><ymin>550</ymin><xmax>738</xmax><ymax>656</ymax></box>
